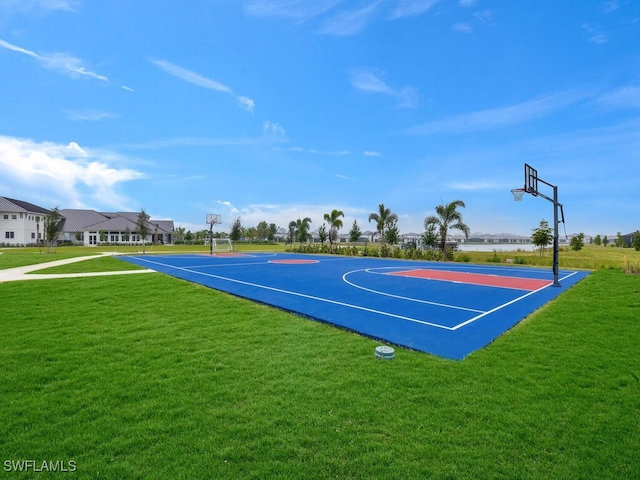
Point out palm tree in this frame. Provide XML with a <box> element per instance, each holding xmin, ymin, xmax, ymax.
<box><xmin>323</xmin><ymin>209</ymin><xmax>344</xmax><ymax>252</ymax></box>
<box><xmin>175</xmin><ymin>226</ymin><xmax>186</xmax><ymax>243</ymax></box>
<box><xmin>289</xmin><ymin>217</ymin><xmax>312</xmax><ymax>251</ymax></box>
<box><xmin>423</xmin><ymin>199</ymin><xmax>470</xmax><ymax>254</ymax></box>
<box><xmin>368</xmin><ymin>203</ymin><xmax>398</xmax><ymax>246</ymax></box>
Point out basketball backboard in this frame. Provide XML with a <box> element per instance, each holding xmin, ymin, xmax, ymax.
<box><xmin>206</xmin><ymin>214</ymin><xmax>221</xmax><ymax>225</ymax></box>
<box><xmin>524</xmin><ymin>163</ymin><xmax>538</xmax><ymax>195</ymax></box>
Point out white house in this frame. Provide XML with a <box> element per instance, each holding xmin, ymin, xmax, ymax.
<box><xmin>59</xmin><ymin>209</ymin><xmax>174</xmax><ymax>246</ymax></box>
<box><xmin>0</xmin><ymin>196</ymin><xmax>51</xmax><ymax>246</ymax></box>
<box><xmin>0</xmin><ymin>196</ymin><xmax>174</xmax><ymax>247</ymax></box>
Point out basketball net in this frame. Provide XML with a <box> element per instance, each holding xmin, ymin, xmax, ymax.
<box><xmin>511</xmin><ymin>188</ymin><xmax>525</xmax><ymax>201</ymax></box>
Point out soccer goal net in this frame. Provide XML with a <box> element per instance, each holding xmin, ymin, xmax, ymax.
<box><xmin>211</xmin><ymin>238</ymin><xmax>233</xmax><ymax>252</ymax></box>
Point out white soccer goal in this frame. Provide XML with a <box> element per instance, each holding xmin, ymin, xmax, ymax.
<box><xmin>210</xmin><ymin>238</ymin><xmax>233</xmax><ymax>252</ymax></box>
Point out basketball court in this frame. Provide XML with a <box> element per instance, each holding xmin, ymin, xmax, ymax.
<box><xmin>120</xmin><ymin>253</ymin><xmax>589</xmax><ymax>360</ymax></box>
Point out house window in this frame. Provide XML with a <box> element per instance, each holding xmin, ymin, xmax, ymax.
<box><xmin>11</xmin><ymin>215</ymin><xmax>17</xmax><ymax>220</ymax></box>
<box><xmin>5</xmin><ymin>232</ymin><xmax>15</xmax><ymax>239</ymax></box>
<box><xmin>3</xmin><ymin>215</ymin><xmax>7</xmax><ymax>219</ymax></box>
<box><xmin>20</xmin><ymin>213</ymin><xmax>23</xmax><ymax>218</ymax></box>
<box><xmin>31</xmin><ymin>233</ymin><xmax>36</xmax><ymax>239</ymax></box>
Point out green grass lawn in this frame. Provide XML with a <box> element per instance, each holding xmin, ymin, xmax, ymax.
<box><xmin>1</xmin><ymin>265</ymin><xmax>639</xmax><ymax>479</ymax></box>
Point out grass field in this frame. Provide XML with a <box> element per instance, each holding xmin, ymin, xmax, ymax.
<box><xmin>1</xmin><ymin>246</ymin><xmax>639</xmax><ymax>478</ymax></box>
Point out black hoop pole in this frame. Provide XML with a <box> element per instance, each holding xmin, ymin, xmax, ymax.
<box><xmin>529</xmin><ymin>176</ymin><xmax>562</xmax><ymax>287</ymax></box>
<box><xmin>209</xmin><ymin>222</ymin><xmax>214</xmax><ymax>255</ymax></box>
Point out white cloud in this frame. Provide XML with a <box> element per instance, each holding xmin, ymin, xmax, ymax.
<box><xmin>0</xmin><ymin>136</ymin><xmax>144</xmax><ymax>210</ymax></box>
<box><xmin>263</xmin><ymin>121</ymin><xmax>287</xmax><ymax>138</ymax></box>
<box><xmin>452</xmin><ymin>22</ymin><xmax>473</xmax><ymax>33</ymax></box>
<box><xmin>350</xmin><ymin>70</ymin><xmax>418</xmax><ymax>108</ymax></box>
<box><xmin>350</xmin><ymin>70</ymin><xmax>395</xmax><ymax>95</ymax></box>
<box><xmin>0</xmin><ymin>37</ymin><xmax>109</xmax><ymax>82</ymax></box>
<box><xmin>473</xmin><ymin>10</ymin><xmax>493</xmax><ymax>23</ymax></box>
<box><xmin>122</xmin><ymin>85</ymin><xmax>134</xmax><ymax>92</ymax></box>
<box><xmin>389</xmin><ymin>0</ymin><xmax>440</xmax><ymax>20</ymax></box>
<box><xmin>404</xmin><ymin>91</ymin><xmax>587</xmax><ymax>135</ymax></box>
<box><xmin>237</xmin><ymin>96</ymin><xmax>255</xmax><ymax>112</ymax></box>
<box><xmin>151</xmin><ymin>59</ymin><xmax>255</xmax><ymax>112</ymax></box>
<box><xmin>317</xmin><ymin>1</ymin><xmax>382</xmax><ymax>36</ymax></box>
<box><xmin>64</xmin><ymin>109</ymin><xmax>119</xmax><ymax>121</ymax></box>
<box><xmin>582</xmin><ymin>23</ymin><xmax>608</xmax><ymax>44</ymax></box>
<box><xmin>326</xmin><ymin>150</ymin><xmax>351</xmax><ymax>156</ymax></box>
<box><xmin>244</xmin><ymin>0</ymin><xmax>342</xmax><ymax>21</ymax></box>
<box><xmin>364</xmin><ymin>150</ymin><xmax>381</xmax><ymax>156</ymax></box>
<box><xmin>596</xmin><ymin>85</ymin><xmax>640</xmax><ymax>109</ymax></box>
<box><xmin>0</xmin><ymin>0</ymin><xmax>80</xmax><ymax>14</ymax></box>
<box><xmin>600</xmin><ymin>1</ymin><xmax>619</xmax><ymax>13</ymax></box>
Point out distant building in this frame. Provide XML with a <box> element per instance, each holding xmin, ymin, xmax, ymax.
<box><xmin>59</xmin><ymin>209</ymin><xmax>174</xmax><ymax>246</ymax></box>
<box><xmin>0</xmin><ymin>196</ymin><xmax>174</xmax><ymax>246</ymax></box>
<box><xmin>0</xmin><ymin>196</ymin><xmax>51</xmax><ymax>246</ymax></box>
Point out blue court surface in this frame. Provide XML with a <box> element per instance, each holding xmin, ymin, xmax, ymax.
<box><xmin>120</xmin><ymin>253</ymin><xmax>590</xmax><ymax>360</ymax></box>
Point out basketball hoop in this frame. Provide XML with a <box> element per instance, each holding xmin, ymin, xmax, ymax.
<box><xmin>511</xmin><ymin>188</ymin><xmax>525</xmax><ymax>201</ymax></box>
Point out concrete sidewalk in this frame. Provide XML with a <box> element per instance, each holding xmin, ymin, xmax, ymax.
<box><xmin>0</xmin><ymin>252</ymin><xmax>155</xmax><ymax>283</ymax></box>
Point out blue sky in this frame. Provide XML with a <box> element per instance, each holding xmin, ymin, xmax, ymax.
<box><xmin>0</xmin><ymin>0</ymin><xmax>638</xmax><ymax>237</ymax></box>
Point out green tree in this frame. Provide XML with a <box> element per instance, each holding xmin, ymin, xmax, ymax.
<box><xmin>268</xmin><ymin>223</ymin><xmax>278</xmax><ymax>242</ymax></box>
<box><xmin>531</xmin><ymin>219</ymin><xmax>553</xmax><ymax>257</ymax></box>
<box><xmin>44</xmin><ymin>207</ymin><xmax>62</xmax><ymax>253</ymax></box>
<box><xmin>368</xmin><ymin>204</ymin><xmax>398</xmax><ymax>246</ymax></box>
<box><xmin>593</xmin><ymin>234</ymin><xmax>602</xmax><ymax>246</ymax></box>
<box><xmin>634</xmin><ymin>231</ymin><xmax>640</xmax><ymax>251</ymax></box>
<box><xmin>35</xmin><ymin>216</ymin><xmax>42</xmax><ymax>251</ymax></box>
<box><xmin>423</xmin><ymin>199</ymin><xmax>470</xmax><ymax>254</ymax></box>
<box><xmin>136</xmin><ymin>209</ymin><xmax>151</xmax><ymax>254</ymax></box>
<box><xmin>422</xmin><ymin>223</ymin><xmax>438</xmax><ymax>250</ymax></box>
<box><xmin>286</xmin><ymin>223</ymin><xmax>296</xmax><ymax>247</ymax></box>
<box><xmin>317</xmin><ymin>224</ymin><xmax>328</xmax><ymax>247</ymax></box>
<box><xmin>570</xmin><ymin>232</ymin><xmax>585</xmax><ymax>251</ymax></box>
<box><xmin>323</xmin><ymin>209</ymin><xmax>344</xmax><ymax>252</ymax></box>
<box><xmin>384</xmin><ymin>217</ymin><xmax>400</xmax><ymax>248</ymax></box>
<box><xmin>256</xmin><ymin>221</ymin><xmax>270</xmax><ymax>242</ymax></box>
<box><xmin>230</xmin><ymin>217</ymin><xmax>242</xmax><ymax>248</ymax></box>
<box><xmin>175</xmin><ymin>226</ymin><xmax>186</xmax><ymax>242</ymax></box>
<box><xmin>245</xmin><ymin>226</ymin><xmax>257</xmax><ymax>242</ymax></box>
<box><xmin>603</xmin><ymin>235</ymin><xmax>609</xmax><ymax>247</ymax></box>
<box><xmin>289</xmin><ymin>217</ymin><xmax>312</xmax><ymax>250</ymax></box>
<box><xmin>348</xmin><ymin>220</ymin><xmax>361</xmax><ymax>244</ymax></box>
<box><xmin>615</xmin><ymin>232</ymin><xmax>626</xmax><ymax>248</ymax></box>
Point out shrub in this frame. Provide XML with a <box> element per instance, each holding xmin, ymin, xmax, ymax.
<box><xmin>487</xmin><ymin>252</ymin><xmax>502</xmax><ymax>263</ymax></box>
<box><xmin>455</xmin><ymin>253</ymin><xmax>472</xmax><ymax>263</ymax></box>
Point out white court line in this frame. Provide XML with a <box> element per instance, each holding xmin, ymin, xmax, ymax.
<box><xmin>129</xmin><ymin>256</ymin><xmax>581</xmax><ymax>333</ymax></box>
<box><xmin>129</xmin><ymin>256</ymin><xmax>456</xmax><ymax>330</ymax></box>
<box><xmin>342</xmin><ymin>268</ymin><xmax>485</xmax><ymax>314</ymax></box>
<box><xmin>450</xmin><ymin>271</ymin><xmax>581</xmax><ymax>330</ymax></box>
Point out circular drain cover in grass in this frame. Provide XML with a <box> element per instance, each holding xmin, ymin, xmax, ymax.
<box><xmin>375</xmin><ymin>346</ymin><xmax>395</xmax><ymax>360</ymax></box>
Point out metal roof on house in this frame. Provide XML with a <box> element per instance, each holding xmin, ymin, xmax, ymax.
<box><xmin>59</xmin><ymin>209</ymin><xmax>110</xmax><ymax>233</ymax></box>
<box><xmin>58</xmin><ymin>209</ymin><xmax>174</xmax><ymax>233</ymax></box>
<box><xmin>85</xmin><ymin>216</ymin><xmax>139</xmax><ymax>232</ymax></box>
<box><xmin>0</xmin><ymin>196</ymin><xmax>51</xmax><ymax>215</ymax></box>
